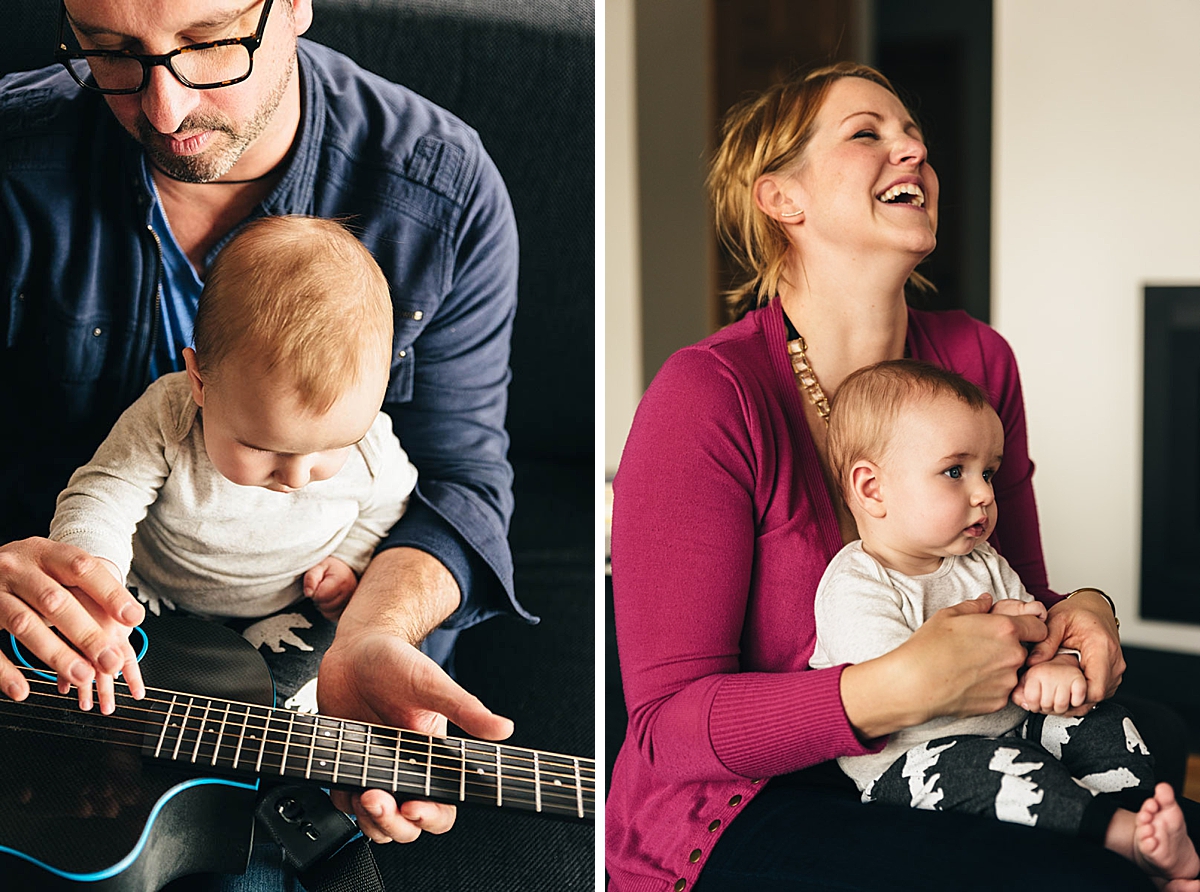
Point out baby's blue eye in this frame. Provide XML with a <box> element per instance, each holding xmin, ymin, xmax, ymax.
<box><xmin>983</xmin><ymin>469</ymin><xmax>995</xmax><ymax>483</ymax></box>
<box><xmin>944</xmin><ymin>466</ymin><xmax>962</xmax><ymax>479</ymax></box>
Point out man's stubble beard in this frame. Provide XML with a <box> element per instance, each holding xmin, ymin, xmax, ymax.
<box><xmin>136</xmin><ymin>54</ymin><xmax>295</xmax><ymax>184</ymax></box>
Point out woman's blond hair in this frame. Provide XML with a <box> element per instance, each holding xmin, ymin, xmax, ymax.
<box><xmin>707</xmin><ymin>62</ymin><xmax>933</xmax><ymax>320</ymax></box>
<box><xmin>827</xmin><ymin>360</ymin><xmax>993</xmax><ymax>503</ymax></box>
<box><xmin>194</xmin><ymin>215</ymin><xmax>393</xmax><ymax>413</ymax></box>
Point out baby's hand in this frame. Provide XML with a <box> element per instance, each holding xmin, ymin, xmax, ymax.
<box><xmin>990</xmin><ymin>598</ymin><xmax>1048</xmax><ymax>622</ymax></box>
<box><xmin>1013</xmin><ymin>653</ymin><xmax>1088</xmax><ymax>715</ymax></box>
<box><xmin>303</xmin><ymin>557</ymin><xmax>358</xmax><ymax>622</ymax></box>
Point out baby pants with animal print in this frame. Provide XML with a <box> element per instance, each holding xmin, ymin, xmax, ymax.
<box><xmin>865</xmin><ymin>702</ymin><xmax>1156</xmax><ymax>839</ymax></box>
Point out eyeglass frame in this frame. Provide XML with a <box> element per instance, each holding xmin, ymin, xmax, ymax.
<box><xmin>54</xmin><ymin>0</ymin><xmax>275</xmax><ymax>95</ymax></box>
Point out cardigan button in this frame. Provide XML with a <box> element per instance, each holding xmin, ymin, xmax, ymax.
<box><xmin>728</xmin><ymin>794</ymin><xmax>742</xmax><ymax>807</ymax></box>
<box><xmin>689</xmin><ymin>849</ymin><xmax>702</xmax><ymax>863</ymax></box>
<box><xmin>674</xmin><ymin>880</ymin><xmax>687</xmax><ymax>891</ymax></box>
<box><xmin>708</xmin><ymin>819</ymin><xmax>721</xmax><ymax>832</ymax></box>
<box><xmin>397</xmin><ymin>349</ymin><xmax>407</xmax><ymax>358</ymax></box>
<box><xmin>750</xmin><ymin>778</ymin><xmax>763</xmax><ymax>784</ymax></box>
<box><xmin>412</xmin><ymin>310</ymin><xmax>424</xmax><ymax>320</ymax></box>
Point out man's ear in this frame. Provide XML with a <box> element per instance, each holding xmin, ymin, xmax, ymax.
<box><xmin>182</xmin><ymin>347</ymin><xmax>205</xmax><ymax>408</ymax></box>
<box><xmin>753</xmin><ymin>173</ymin><xmax>805</xmax><ymax>223</ymax></box>
<box><xmin>291</xmin><ymin>0</ymin><xmax>314</xmax><ymax>36</ymax></box>
<box><xmin>849</xmin><ymin>460</ymin><xmax>887</xmax><ymax>518</ymax></box>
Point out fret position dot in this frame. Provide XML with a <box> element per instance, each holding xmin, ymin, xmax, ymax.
<box><xmin>554</xmin><ymin>780</ymin><xmax>562</xmax><ymax>785</ymax></box>
<box><xmin>477</xmin><ymin>768</ymin><xmax>485</xmax><ymax>775</ymax></box>
<box><xmin>319</xmin><ymin>760</ymin><xmax>327</xmax><ymax>767</ymax></box>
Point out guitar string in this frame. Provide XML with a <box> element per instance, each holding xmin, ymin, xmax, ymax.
<box><xmin>0</xmin><ymin>698</ymin><xmax>596</xmax><ymax>812</ymax></box>
<box><xmin>10</xmin><ymin>671</ymin><xmax>594</xmax><ymax>778</ymax></box>
<box><xmin>0</xmin><ymin>713</ymin><xmax>595</xmax><ymax>816</ymax></box>
<box><xmin>3</xmin><ymin>678</ymin><xmax>595</xmax><ymax>809</ymax></box>
<box><xmin>0</xmin><ymin>697</ymin><xmax>595</xmax><ymax>812</ymax></box>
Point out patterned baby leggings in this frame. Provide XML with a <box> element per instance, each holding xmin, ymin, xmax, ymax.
<box><xmin>865</xmin><ymin>702</ymin><xmax>1157</xmax><ymax>836</ymax></box>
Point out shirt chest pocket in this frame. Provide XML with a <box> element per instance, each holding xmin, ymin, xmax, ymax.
<box><xmin>383</xmin><ymin>304</ymin><xmax>431</xmax><ymax>404</ymax></box>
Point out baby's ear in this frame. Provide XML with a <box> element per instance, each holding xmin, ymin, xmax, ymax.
<box><xmin>848</xmin><ymin>461</ymin><xmax>887</xmax><ymax>518</ymax></box>
<box><xmin>182</xmin><ymin>347</ymin><xmax>205</xmax><ymax>408</ymax></box>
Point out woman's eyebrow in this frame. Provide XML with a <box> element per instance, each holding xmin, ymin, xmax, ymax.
<box><xmin>840</xmin><ymin>109</ymin><xmax>924</xmax><ymax>138</ymax></box>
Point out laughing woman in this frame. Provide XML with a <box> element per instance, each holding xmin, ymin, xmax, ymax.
<box><xmin>606</xmin><ymin>63</ymin><xmax>1158</xmax><ymax>892</ymax></box>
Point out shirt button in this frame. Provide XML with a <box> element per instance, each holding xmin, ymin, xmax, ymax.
<box><xmin>412</xmin><ymin>310</ymin><xmax>423</xmax><ymax>320</ymax></box>
<box><xmin>708</xmin><ymin>819</ymin><xmax>721</xmax><ymax>832</ymax></box>
<box><xmin>674</xmin><ymin>880</ymin><xmax>687</xmax><ymax>892</ymax></box>
<box><xmin>750</xmin><ymin>778</ymin><xmax>763</xmax><ymax>784</ymax></box>
<box><xmin>397</xmin><ymin>349</ymin><xmax>407</xmax><ymax>358</ymax></box>
<box><xmin>92</xmin><ymin>327</ymin><xmax>103</xmax><ymax>337</ymax></box>
<box><xmin>728</xmin><ymin>794</ymin><xmax>742</xmax><ymax>807</ymax></box>
<box><xmin>17</xmin><ymin>293</ymin><xmax>24</xmax><ymax>302</ymax></box>
<box><xmin>689</xmin><ymin>849</ymin><xmax>702</xmax><ymax>863</ymax></box>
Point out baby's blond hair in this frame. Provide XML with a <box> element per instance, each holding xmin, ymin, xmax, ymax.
<box><xmin>194</xmin><ymin>216</ymin><xmax>393</xmax><ymax>412</ymax></box>
<box><xmin>827</xmin><ymin>360</ymin><xmax>993</xmax><ymax>502</ymax></box>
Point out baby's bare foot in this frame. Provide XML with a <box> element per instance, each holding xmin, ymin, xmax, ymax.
<box><xmin>1134</xmin><ymin>784</ymin><xmax>1200</xmax><ymax>885</ymax></box>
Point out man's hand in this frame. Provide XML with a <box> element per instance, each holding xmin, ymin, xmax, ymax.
<box><xmin>318</xmin><ymin>630</ymin><xmax>513</xmax><ymax>842</ymax></box>
<box><xmin>303</xmin><ymin>557</ymin><xmax>358</xmax><ymax>622</ymax></box>
<box><xmin>1027</xmin><ymin>590</ymin><xmax>1123</xmax><ymax>706</ymax></box>
<box><xmin>0</xmin><ymin>538</ymin><xmax>145</xmax><ymax>710</ymax></box>
<box><xmin>316</xmin><ymin>546</ymin><xmax>512</xmax><ymax>844</ymax></box>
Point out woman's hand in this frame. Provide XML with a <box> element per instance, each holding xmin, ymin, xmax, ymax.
<box><xmin>841</xmin><ymin>593</ymin><xmax>1047</xmax><ymax>741</ymax></box>
<box><xmin>1026</xmin><ymin>590</ymin><xmax>1123</xmax><ymax>706</ymax></box>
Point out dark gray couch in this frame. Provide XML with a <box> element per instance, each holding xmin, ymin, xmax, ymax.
<box><xmin>3</xmin><ymin>1</ymin><xmax>595</xmax><ymax>889</ymax></box>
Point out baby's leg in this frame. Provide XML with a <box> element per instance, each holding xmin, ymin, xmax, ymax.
<box><xmin>1023</xmin><ymin>703</ymin><xmax>1156</xmax><ymax>800</ymax></box>
<box><xmin>1105</xmin><ymin>784</ymin><xmax>1200</xmax><ymax>887</ymax></box>
<box><xmin>866</xmin><ymin>735</ymin><xmax>1097</xmax><ymax>835</ymax></box>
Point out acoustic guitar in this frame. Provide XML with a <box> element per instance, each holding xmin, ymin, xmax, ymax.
<box><xmin>0</xmin><ymin>613</ymin><xmax>594</xmax><ymax>891</ymax></box>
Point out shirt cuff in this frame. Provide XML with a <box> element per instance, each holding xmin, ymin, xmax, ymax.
<box><xmin>379</xmin><ymin>498</ymin><xmax>535</xmax><ymax>629</ymax></box>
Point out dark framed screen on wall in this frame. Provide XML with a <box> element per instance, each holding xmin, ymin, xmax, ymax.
<box><xmin>1141</xmin><ymin>286</ymin><xmax>1200</xmax><ymax>624</ymax></box>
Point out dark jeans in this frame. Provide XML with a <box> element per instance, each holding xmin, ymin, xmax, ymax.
<box><xmin>693</xmin><ymin>695</ymin><xmax>1193</xmax><ymax>892</ymax></box>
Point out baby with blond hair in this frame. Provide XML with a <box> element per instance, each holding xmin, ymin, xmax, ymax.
<box><xmin>50</xmin><ymin>216</ymin><xmax>416</xmax><ymax>709</ymax></box>
<box><xmin>810</xmin><ymin>359</ymin><xmax>1198</xmax><ymax>887</ymax></box>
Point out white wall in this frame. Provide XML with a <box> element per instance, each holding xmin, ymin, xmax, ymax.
<box><xmin>993</xmin><ymin>0</ymin><xmax>1200</xmax><ymax>652</ymax></box>
<box><xmin>604</xmin><ymin>0</ymin><xmax>642</xmax><ymax>475</ymax></box>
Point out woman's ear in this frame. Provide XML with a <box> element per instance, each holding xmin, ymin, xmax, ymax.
<box><xmin>754</xmin><ymin>174</ymin><xmax>804</xmax><ymax>223</ymax></box>
<box><xmin>182</xmin><ymin>347</ymin><xmax>205</xmax><ymax>408</ymax></box>
<box><xmin>849</xmin><ymin>461</ymin><xmax>887</xmax><ymax>518</ymax></box>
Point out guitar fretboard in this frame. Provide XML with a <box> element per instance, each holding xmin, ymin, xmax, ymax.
<box><xmin>143</xmin><ymin>694</ymin><xmax>594</xmax><ymax>821</ymax></box>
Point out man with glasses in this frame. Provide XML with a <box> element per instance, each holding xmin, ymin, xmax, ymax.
<box><xmin>0</xmin><ymin>0</ymin><xmax>525</xmax><ymax>869</ymax></box>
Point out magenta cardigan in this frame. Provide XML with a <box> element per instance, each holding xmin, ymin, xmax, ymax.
<box><xmin>607</xmin><ymin>299</ymin><xmax>1057</xmax><ymax>892</ymax></box>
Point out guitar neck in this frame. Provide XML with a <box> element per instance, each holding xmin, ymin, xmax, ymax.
<box><xmin>140</xmin><ymin>690</ymin><xmax>595</xmax><ymax>822</ymax></box>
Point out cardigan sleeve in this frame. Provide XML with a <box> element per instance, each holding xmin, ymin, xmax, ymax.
<box><xmin>972</xmin><ymin>323</ymin><xmax>1058</xmax><ymax>604</ymax></box>
<box><xmin>612</xmin><ymin>347</ymin><xmax>878</xmax><ymax>785</ymax></box>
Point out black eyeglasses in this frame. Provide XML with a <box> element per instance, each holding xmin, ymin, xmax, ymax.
<box><xmin>54</xmin><ymin>0</ymin><xmax>275</xmax><ymax>95</ymax></box>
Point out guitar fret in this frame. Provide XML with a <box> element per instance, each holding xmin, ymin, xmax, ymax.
<box><xmin>495</xmin><ymin>744</ymin><xmax>502</xmax><ymax>807</ymax></box>
<box><xmin>362</xmin><ymin>727</ymin><xmax>371</xmax><ymax>787</ymax></box>
<box><xmin>191</xmin><ymin>700</ymin><xmax>212</xmax><ymax>763</ymax></box>
<box><xmin>574</xmin><ymin>757</ymin><xmax>583</xmax><ymax>818</ymax></box>
<box><xmin>534</xmin><ymin>751</ymin><xmax>541</xmax><ymax>812</ymax></box>
<box><xmin>212</xmin><ymin>702</ymin><xmax>232</xmax><ymax>767</ymax></box>
<box><xmin>280</xmin><ymin>711</ymin><xmax>295</xmax><ymax>775</ymax></box>
<box><xmin>306</xmin><ymin>718</ymin><xmax>317</xmax><ymax>780</ymax></box>
<box><xmin>232</xmin><ymin>705</ymin><xmax>250</xmax><ymax>768</ymax></box>
<box><xmin>392</xmin><ymin>729</ymin><xmax>401</xmax><ymax>792</ymax></box>
<box><xmin>171</xmin><ymin>698</ymin><xmax>194</xmax><ymax>761</ymax></box>
<box><xmin>333</xmin><ymin>720</ymin><xmax>345</xmax><ymax>785</ymax></box>
<box><xmin>154</xmin><ymin>695</ymin><xmax>178</xmax><ymax>758</ymax></box>
<box><xmin>254</xmin><ymin>707</ymin><xmax>269</xmax><ymax>773</ymax></box>
<box><xmin>425</xmin><ymin>736</ymin><xmax>433</xmax><ymax>797</ymax></box>
<box><xmin>459</xmin><ymin>739</ymin><xmax>467</xmax><ymax>802</ymax></box>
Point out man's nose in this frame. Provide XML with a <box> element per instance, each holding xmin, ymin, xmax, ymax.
<box><xmin>140</xmin><ymin>65</ymin><xmax>201</xmax><ymax>135</ymax></box>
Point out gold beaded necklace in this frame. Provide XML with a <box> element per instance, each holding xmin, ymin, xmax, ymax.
<box><xmin>786</xmin><ymin>335</ymin><xmax>831</xmax><ymax>424</ymax></box>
